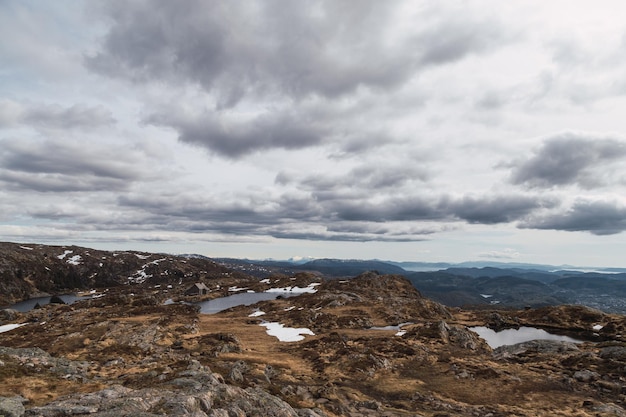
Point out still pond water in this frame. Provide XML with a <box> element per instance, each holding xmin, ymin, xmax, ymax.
<box><xmin>195</xmin><ymin>291</ymin><xmax>300</xmax><ymax>314</ymax></box>
<box><xmin>6</xmin><ymin>294</ymin><xmax>90</xmax><ymax>312</ymax></box>
<box><xmin>7</xmin><ymin>291</ymin><xmax>300</xmax><ymax>314</ymax></box>
<box><xmin>470</xmin><ymin>326</ymin><xmax>582</xmax><ymax>348</ymax></box>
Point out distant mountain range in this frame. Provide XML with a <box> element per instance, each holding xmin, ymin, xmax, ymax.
<box><xmin>211</xmin><ymin>256</ymin><xmax>626</xmax><ymax>314</ymax></box>
<box><xmin>3</xmin><ymin>241</ymin><xmax>626</xmax><ymax>315</ymax></box>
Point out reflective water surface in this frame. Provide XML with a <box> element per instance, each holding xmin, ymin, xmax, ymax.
<box><xmin>196</xmin><ymin>291</ymin><xmax>300</xmax><ymax>314</ymax></box>
<box><xmin>469</xmin><ymin>326</ymin><xmax>582</xmax><ymax>349</ymax></box>
<box><xmin>5</xmin><ymin>294</ymin><xmax>90</xmax><ymax>312</ymax></box>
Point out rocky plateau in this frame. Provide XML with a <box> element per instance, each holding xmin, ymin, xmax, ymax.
<box><xmin>2</xmin><ymin>242</ymin><xmax>626</xmax><ymax>416</ymax></box>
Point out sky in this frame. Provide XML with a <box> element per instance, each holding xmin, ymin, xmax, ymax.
<box><xmin>3</xmin><ymin>1</ymin><xmax>626</xmax><ymax>267</ymax></box>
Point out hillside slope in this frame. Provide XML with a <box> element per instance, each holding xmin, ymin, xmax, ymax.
<box><xmin>0</xmin><ymin>242</ymin><xmax>248</xmax><ymax>306</ymax></box>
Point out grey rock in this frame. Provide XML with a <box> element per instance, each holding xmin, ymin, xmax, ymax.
<box><xmin>573</xmin><ymin>369</ymin><xmax>600</xmax><ymax>383</ymax></box>
<box><xmin>0</xmin><ymin>309</ymin><xmax>20</xmax><ymax>323</ymax></box>
<box><xmin>0</xmin><ymin>396</ymin><xmax>26</xmax><ymax>417</ymax></box>
<box><xmin>600</xmin><ymin>346</ymin><xmax>626</xmax><ymax>361</ymax></box>
<box><xmin>24</xmin><ymin>377</ymin><xmax>324</xmax><ymax>417</ymax></box>
<box><xmin>296</xmin><ymin>409</ymin><xmax>326</xmax><ymax>417</ymax></box>
<box><xmin>493</xmin><ymin>340</ymin><xmax>579</xmax><ymax>359</ymax></box>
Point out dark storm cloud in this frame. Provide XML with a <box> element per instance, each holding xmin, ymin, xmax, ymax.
<box><xmin>521</xmin><ymin>200</ymin><xmax>626</xmax><ymax>235</ymax></box>
<box><xmin>0</xmin><ymin>138</ymin><xmax>147</xmax><ymax>192</ymax></box>
<box><xmin>145</xmin><ymin>109</ymin><xmax>327</xmax><ymax>158</ymax></box>
<box><xmin>510</xmin><ymin>132</ymin><xmax>626</xmax><ymax>189</ymax></box>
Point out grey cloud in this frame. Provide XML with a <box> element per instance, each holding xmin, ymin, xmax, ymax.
<box><xmin>521</xmin><ymin>200</ymin><xmax>626</xmax><ymax>235</ymax></box>
<box><xmin>146</xmin><ymin>109</ymin><xmax>326</xmax><ymax>158</ymax></box>
<box><xmin>99</xmin><ymin>185</ymin><xmax>553</xmax><ymax>241</ymax></box>
<box><xmin>0</xmin><ymin>138</ymin><xmax>149</xmax><ymax>192</ymax></box>
<box><xmin>22</xmin><ymin>103</ymin><xmax>115</xmax><ymax>130</ymax></box>
<box><xmin>510</xmin><ymin>132</ymin><xmax>626</xmax><ymax>189</ymax></box>
<box><xmin>0</xmin><ymin>171</ymin><xmax>130</xmax><ymax>193</ymax></box>
<box><xmin>416</xmin><ymin>8</ymin><xmax>512</xmax><ymax>66</ymax></box>
<box><xmin>443</xmin><ymin>194</ymin><xmax>554</xmax><ymax>224</ymax></box>
<box><xmin>87</xmin><ymin>1</ymin><xmax>415</xmax><ymax>101</ymax></box>
<box><xmin>86</xmin><ymin>0</ymin><xmax>410</xmax><ymax>102</ymax></box>
<box><xmin>89</xmin><ymin>1</ymin><xmax>513</xmax><ymax>101</ymax></box>
<box><xmin>0</xmin><ymin>101</ymin><xmax>115</xmax><ymax>131</ymax></box>
<box><xmin>295</xmin><ymin>164</ymin><xmax>430</xmax><ymax>195</ymax></box>
<box><xmin>87</xmin><ymin>1</ymin><xmax>515</xmax><ymax>157</ymax></box>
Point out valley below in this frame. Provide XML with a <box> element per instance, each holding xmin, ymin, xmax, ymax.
<box><xmin>2</xmin><ymin>242</ymin><xmax>626</xmax><ymax>416</ymax></box>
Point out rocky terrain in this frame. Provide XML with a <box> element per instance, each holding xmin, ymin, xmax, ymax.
<box><xmin>0</xmin><ymin>242</ymin><xmax>252</xmax><ymax>307</ymax></box>
<box><xmin>0</xmin><ymin>271</ymin><xmax>626</xmax><ymax>415</ymax></box>
<box><xmin>3</xmin><ymin>243</ymin><xmax>626</xmax><ymax>416</ymax></box>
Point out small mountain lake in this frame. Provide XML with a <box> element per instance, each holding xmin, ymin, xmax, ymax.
<box><xmin>195</xmin><ymin>291</ymin><xmax>301</xmax><ymax>314</ymax></box>
<box><xmin>5</xmin><ymin>294</ymin><xmax>91</xmax><ymax>312</ymax></box>
<box><xmin>469</xmin><ymin>326</ymin><xmax>582</xmax><ymax>348</ymax></box>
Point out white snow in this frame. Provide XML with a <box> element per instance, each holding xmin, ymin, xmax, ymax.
<box><xmin>19</xmin><ymin>246</ymin><xmax>33</xmax><ymax>250</ymax></box>
<box><xmin>395</xmin><ymin>330</ymin><xmax>407</xmax><ymax>337</ymax></box>
<box><xmin>593</xmin><ymin>324</ymin><xmax>604</xmax><ymax>331</ymax></box>
<box><xmin>260</xmin><ymin>278</ymin><xmax>271</xmax><ymax>284</ymax></box>
<box><xmin>284</xmin><ymin>306</ymin><xmax>295</xmax><ymax>311</ymax></box>
<box><xmin>66</xmin><ymin>255</ymin><xmax>82</xmax><ymax>265</ymax></box>
<box><xmin>265</xmin><ymin>283</ymin><xmax>320</xmax><ymax>294</ymax></box>
<box><xmin>128</xmin><ymin>269</ymin><xmax>152</xmax><ymax>284</ymax></box>
<box><xmin>260</xmin><ymin>322</ymin><xmax>315</xmax><ymax>342</ymax></box>
<box><xmin>57</xmin><ymin>250</ymin><xmax>73</xmax><ymax>260</ymax></box>
<box><xmin>135</xmin><ymin>254</ymin><xmax>151</xmax><ymax>259</ymax></box>
<box><xmin>127</xmin><ymin>258</ymin><xmax>166</xmax><ymax>284</ymax></box>
<box><xmin>228</xmin><ymin>286</ymin><xmax>248</xmax><ymax>292</ymax></box>
<box><xmin>248</xmin><ymin>310</ymin><xmax>266</xmax><ymax>317</ymax></box>
<box><xmin>0</xmin><ymin>323</ymin><xmax>27</xmax><ymax>334</ymax></box>
<box><xmin>480</xmin><ymin>294</ymin><xmax>493</xmax><ymax>298</ymax></box>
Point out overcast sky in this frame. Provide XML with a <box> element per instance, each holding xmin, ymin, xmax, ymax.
<box><xmin>3</xmin><ymin>1</ymin><xmax>626</xmax><ymax>267</ymax></box>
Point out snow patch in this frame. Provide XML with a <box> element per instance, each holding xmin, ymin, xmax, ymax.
<box><xmin>57</xmin><ymin>250</ymin><xmax>73</xmax><ymax>260</ymax></box>
<box><xmin>0</xmin><ymin>323</ymin><xmax>27</xmax><ymax>334</ymax></box>
<box><xmin>395</xmin><ymin>330</ymin><xmax>407</xmax><ymax>337</ymax></box>
<box><xmin>248</xmin><ymin>310</ymin><xmax>266</xmax><ymax>317</ymax></box>
<box><xmin>66</xmin><ymin>255</ymin><xmax>82</xmax><ymax>265</ymax></box>
<box><xmin>593</xmin><ymin>324</ymin><xmax>604</xmax><ymax>331</ymax></box>
<box><xmin>135</xmin><ymin>254</ymin><xmax>151</xmax><ymax>260</ymax></box>
<box><xmin>127</xmin><ymin>258</ymin><xmax>166</xmax><ymax>284</ymax></box>
<box><xmin>260</xmin><ymin>322</ymin><xmax>315</xmax><ymax>342</ymax></box>
<box><xmin>480</xmin><ymin>294</ymin><xmax>493</xmax><ymax>298</ymax></box>
<box><xmin>260</xmin><ymin>278</ymin><xmax>271</xmax><ymax>284</ymax></box>
<box><xmin>265</xmin><ymin>283</ymin><xmax>320</xmax><ymax>294</ymax></box>
<box><xmin>19</xmin><ymin>246</ymin><xmax>33</xmax><ymax>250</ymax></box>
<box><xmin>228</xmin><ymin>286</ymin><xmax>248</xmax><ymax>292</ymax></box>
